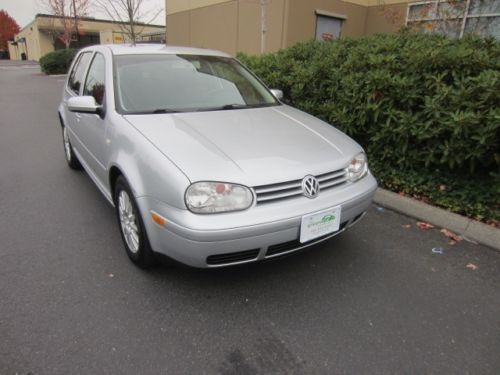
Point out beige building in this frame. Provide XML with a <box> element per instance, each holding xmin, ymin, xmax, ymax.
<box><xmin>8</xmin><ymin>14</ymin><xmax>166</xmax><ymax>61</ymax></box>
<box><xmin>166</xmin><ymin>0</ymin><xmax>500</xmax><ymax>55</ymax></box>
<box><xmin>166</xmin><ymin>0</ymin><xmax>413</xmax><ymax>55</ymax></box>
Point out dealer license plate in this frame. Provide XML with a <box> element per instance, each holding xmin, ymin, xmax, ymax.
<box><xmin>299</xmin><ymin>206</ymin><xmax>342</xmax><ymax>243</ymax></box>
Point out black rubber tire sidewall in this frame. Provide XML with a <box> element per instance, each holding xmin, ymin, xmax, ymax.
<box><xmin>114</xmin><ymin>176</ymin><xmax>156</xmax><ymax>268</ymax></box>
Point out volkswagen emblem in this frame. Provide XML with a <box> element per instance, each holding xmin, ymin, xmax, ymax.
<box><xmin>302</xmin><ymin>175</ymin><xmax>320</xmax><ymax>199</ymax></box>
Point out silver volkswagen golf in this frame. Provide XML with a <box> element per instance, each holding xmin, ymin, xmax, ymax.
<box><xmin>59</xmin><ymin>44</ymin><xmax>377</xmax><ymax>268</ymax></box>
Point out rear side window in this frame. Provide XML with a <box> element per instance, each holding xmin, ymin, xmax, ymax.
<box><xmin>83</xmin><ymin>53</ymin><xmax>106</xmax><ymax>105</ymax></box>
<box><xmin>68</xmin><ymin>52</ymin><xmax>92</xmax><ymax>95</ymax></box>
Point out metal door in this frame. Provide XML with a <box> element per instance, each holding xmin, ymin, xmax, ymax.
<box><xmin>315</xmin><ymin>15</ymin><xmax>343</xmax><ymax>41</ymax></box>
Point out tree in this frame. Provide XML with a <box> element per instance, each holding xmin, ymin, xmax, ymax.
<box><xmin>94</xmin><ymin>0</ymin><xmax>163</xmax><ymax>44</ymax></box>
<box><xmin>43</xmin><ymin>0</ymin><xmax>91</xmax><ymax>48</ymax></box>
<box><xmin>0</xmin><ymin>10</ymin><xmax>21</xmax><ymax>50</ymax></box>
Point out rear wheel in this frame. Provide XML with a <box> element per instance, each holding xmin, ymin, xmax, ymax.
<box><xmin>62</xmin><ymin>125</ymin><xmax>82</xmax><ymax>170</ymax></box>
<box><xmin>114</xmin><ymin>176</ymin><xmax>157</xmax><ymax>268</ymax></box>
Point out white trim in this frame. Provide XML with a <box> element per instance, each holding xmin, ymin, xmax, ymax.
<box><xmin>459</xmin><ymin>0</ymin><xmax>472</xmax><ymax>38</ymax></box>
<box><xmin>409</xmin><ymin>16</ymin><xmax>464</xmax><ymax>21</ymax></box>
<box><xmin>467</xmin><ymin>13</ymin><xmax>500</xmax><ymax>18</ymax></box>
<box><xmin>315</xmin><ymin>9</ymin><xmax>348</xmax><ymax>20</ymax></box>
<box><xmin>407</xmin><ymin>13</ymin><xmax>500</xmax><ymax>21</ymax></box>
<box><xmin>408</xmin><ymin>0</ymin><xmax>435</xmax><ymax>6</ymax></box>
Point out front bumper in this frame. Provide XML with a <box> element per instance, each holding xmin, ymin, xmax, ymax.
<box><xmin>136</xmin><ymin>173</ymin><xmax>377</xmax><ymax>268</ymax></box>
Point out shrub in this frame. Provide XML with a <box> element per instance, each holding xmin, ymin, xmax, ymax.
<box><xmin>39</xmin><ymin>48</ymin><xmax>78</xmax><ymax>74</ymax></box>
<box><xmin>238</xmin><ymin>31</ymin><xmax>500</xmax><ymax>222</ymax></box>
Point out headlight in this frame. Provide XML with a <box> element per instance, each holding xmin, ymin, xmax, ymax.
<box><xmin>185</xmin><ymin>182</ymin><xmax>253</xmax><ymax>214</ymax></box>
<box><xmin>347</xmin><ymin>153</ymin><xmax>368</xmax><ymax>182</ymax></box>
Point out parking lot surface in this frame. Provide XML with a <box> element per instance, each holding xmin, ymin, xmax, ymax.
<box><xmin>1</xmin><ymin>61</ymin><xmax>499</xmax><ymax>374</ymax></box>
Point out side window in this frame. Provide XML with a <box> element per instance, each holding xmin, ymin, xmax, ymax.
<box><xmin>68</xmin><ymin>52</ymin><xmax>92</xmax><ymax>95</ymax></box>
<box><xmin>67</xmin><ymin>53</ymin><xmax>82</xmax><ymax>91</ymax></box>
<box><xmin>83</xmin><ymin>53</ymin><xmax>106</xmax><ymax>105</ymax></box>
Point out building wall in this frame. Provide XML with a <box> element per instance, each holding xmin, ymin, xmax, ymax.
<box><xmin>7</xmin><ymin>44</ymin><xmax>19</xmax><ymax>60</ymax></box>
<box><xmin>167</xmin><ymin>0</ymin><xmax>286</xmax><ymax>55</ymax></box>
<box><xmin>9</xmin><ymin>15</ymin><xmax>165</xmax><ymax>61</ymax></box>
<box><xmin>237</xmin><ymin>0</ymin><xmax>286</xmax><ymax>54</ymax></box>
<box><xmin>166</xmin><ymin>0</ymin><xmax>414</xmax><ymax>56</ymax></box>
<box><xmin>38</xmin><ymin>29</ymin><xmax>55</xmax><ymax>58</ymax></box>
<box><xmin>167</xmin><ymin>11</ymin><xmax>191</xmax><ymax>47</ymax></box>
<box><xmin>8</xmin><ymin>21</ymin><xmax>41</xmax><ymax>61</ymax></box>
<box><xmin>190</xmin><ymin>1</ymin><xmax>238</xmax><ymax>54</ymax></box>
<box><xmin>167</xmin><ymin>0</ymin><xmax>232</xmax><ymax>14</ymax></box>
<box><xmin>288</xmin><ymin>0</ymin><xmax>410</xmax><ymax>40</ymax></box>
<box><xmin>286</xmin><ymin>0</ymin><xmax>368</xmax><ymax>45</ymax></box>
<box><xmin>365</xmin><ymin>2</ymin><xmax>410</xmax><ymax>35</ymax></box>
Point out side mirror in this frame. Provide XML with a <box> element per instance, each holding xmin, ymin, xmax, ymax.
<box><xmin>270</xmin><ymin>89</ymin><xmax>284</xmax><ymax>101</ymax></box>
<box><xmin>67</xmin><ymin>96</ymin><xmax>101</xmax><ymax>114</ymax></box>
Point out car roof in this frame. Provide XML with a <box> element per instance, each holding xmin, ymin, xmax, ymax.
<box><xmin>81</xmin><ymin>44</ymin><xmax>232</xmax><ymax>58</ymax></box>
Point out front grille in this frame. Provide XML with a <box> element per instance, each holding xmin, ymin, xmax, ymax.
<box><xmin>206</xmin><ymin>248</ymin><xmax>260</xmax><ymax>266</ymax></box>
<box><xmin>266</xmin><ymin>221</ymin><xmax>348</xmax><ymax>257</ymax></box>
<box><xmin>253</xmin><ymin>168</ymin><xmax>347</xmax><ymax>205</ymax></box>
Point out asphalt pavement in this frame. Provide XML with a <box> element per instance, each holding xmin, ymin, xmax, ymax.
<box><xmin>1</xmin><ymin>61</ymin><xmax>499</xmax><ymax>375</ymax></box>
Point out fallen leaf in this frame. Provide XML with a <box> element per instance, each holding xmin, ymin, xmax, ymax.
<box><xmin>466</xmin><ymin>263</ymin><xmax>478</xmax><ymax>271</ymax></box>
<box><xmin>417</xmin><ymin>222</ymin><xmax>434</xmax><ymax>230</ymax></box>
<box><xmin>402</xmin><ymin>224</ymin><xmax>411</xmax><ymax>228</ymax></box>
<box><xmin>440</xmin><ymin>228</ymin><xmax>462</xmax><ymax>242</ymax></box>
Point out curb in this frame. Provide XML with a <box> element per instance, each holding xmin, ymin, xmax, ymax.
<box><xmin>373</xmin><ymin>188</ymin><xmax>500</xmax><ymax>251</ymax></box>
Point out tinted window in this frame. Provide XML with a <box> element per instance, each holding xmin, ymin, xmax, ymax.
<box><xmin>114</xmin><ymin>54</ymin><xmax>278</xmax><ymax>114</ymax></box>
<box><xmin>68</xmin><ymin>52</ymin><xmax>92</xmax><ymax>94</ymax></box>
<box><xmin>83</xmin><ymin>53</ymin><xmax>106</xmax><ymax>105</ymax></box>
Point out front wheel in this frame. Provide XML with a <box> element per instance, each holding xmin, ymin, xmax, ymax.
<box><xmin>62</xmin><ymin>125</ymin><xmax>82</xmax><ymax>170</ymax></box>
<box><xmin>114</xmin><ymin>176</ymin><xmax>157</xmax><ymax>268</ymax></box>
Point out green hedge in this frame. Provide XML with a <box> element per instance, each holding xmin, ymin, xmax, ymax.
<box><xmin>238</xmin><ymin>31</ymin><xmax>500</xmax><ymax>222</ymax></box>
<box><xmin>40</xmin><ymin>48</ymin><xmax>78</xmax><ymax>75</ymax></box>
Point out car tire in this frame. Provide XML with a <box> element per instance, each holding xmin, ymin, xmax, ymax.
<box><xmin>62</xmin><ymin>125</ymin><xmax>82</xmax><ymax>170</ymax></box>
<box><xmin>114</xmin><ymin>176</ymin><xmax>157</xmax><ymax>268</ymax></box>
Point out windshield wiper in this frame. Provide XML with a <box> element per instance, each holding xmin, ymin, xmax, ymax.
<box><xmin>126</xmin><ymin>108</ymin><xmax>181</xmax><ymax>115</ymax></box>
<box><xmin>152</xmin><ymin>108</ymin><xmax>181</xmax><ymax>114</ymax></box>
<box><xmin>220</xmin><ymin>104</ymin><xmax>249</xmax><ymax>110</ymax></box>
<box><xmin>200</xmin><ymin>103</ymin><xmax>278</xmax><ymax>112</ymax></box>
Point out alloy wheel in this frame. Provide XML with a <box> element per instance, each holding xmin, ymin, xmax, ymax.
<box><xmin>118</xmin><ymin>190</ymin><xmax>140</xmax><ymax>253</ymax></box>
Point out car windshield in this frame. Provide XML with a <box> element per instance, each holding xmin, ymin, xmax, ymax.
<box><xmin>114</xmin><ymin>54</ymin><xmax>279</xmax><ymax>114</ymax></box>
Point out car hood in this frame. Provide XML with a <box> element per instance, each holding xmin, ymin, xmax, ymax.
<box><xmin>123</xmin><ymin>105</ymin><xmax>362</xmax><ymax>186</ymax></box>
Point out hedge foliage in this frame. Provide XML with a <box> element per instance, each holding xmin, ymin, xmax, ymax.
<box><xmin>40</xmin><ymin>48</ymin><xmax>78</xmax><ymax>74</ymax></box>
<box><xmin>238</xmin><ymin>31</ymin><xmax>500</xmax><ymax>222</ymax></box>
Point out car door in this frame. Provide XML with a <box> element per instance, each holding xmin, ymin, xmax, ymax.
<box><xmin>74</xmin><ymin>52</ymin><xmax>109</xmax><ymax>185</ymax></box>
<box><xmin>64</xmin><ymin>51</ymin><xmax>93</xmax><ymax>164</ymax></box>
